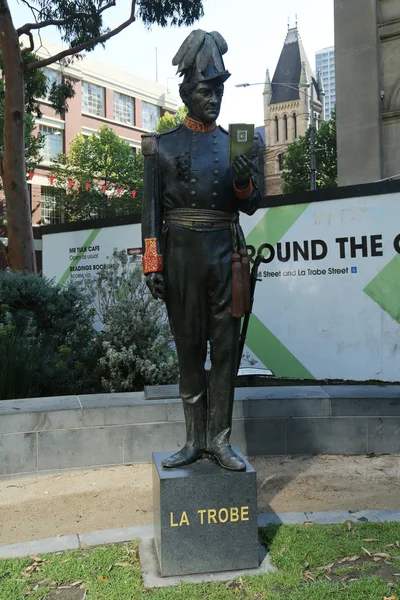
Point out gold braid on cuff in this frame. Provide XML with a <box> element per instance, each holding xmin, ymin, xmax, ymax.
<box><xmin>142</xmin><ymin>238</ymin><xmax>164</xmax><ymax>274</ymax></box>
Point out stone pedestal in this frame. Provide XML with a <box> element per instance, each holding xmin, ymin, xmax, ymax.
<box><xmin>152</xmin><ymin>448</ymin><xmax>258</xmax><ymax>577</ymax></box>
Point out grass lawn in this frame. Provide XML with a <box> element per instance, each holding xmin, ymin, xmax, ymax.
<box><xmin>2</xmin><ymin>522</ymin><xmax>400</xmax><ymax>599</ymax></box>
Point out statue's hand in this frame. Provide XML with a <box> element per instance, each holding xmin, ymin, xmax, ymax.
<box><xmin>145</xmin><ymin>272</ymin><xmax>165</xmax><ymax>300</ymax></box>
<box><xmin>233</xmin><ymin>154</ymin><xmax>253</xmax><ymax>186</ymax></box>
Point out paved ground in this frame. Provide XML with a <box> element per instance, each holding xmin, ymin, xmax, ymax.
<box><xmin>1</xmin><ymin>454</ymin><xmax>400</xmax><ymax>546</ymax></box>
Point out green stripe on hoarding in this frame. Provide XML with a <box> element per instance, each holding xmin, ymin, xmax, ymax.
<box><xmin>246</xmin><ymin>314</ymin><xmax>315</xmax><ymax>379</ymax></box>
<box><xmin>244</xmin><ymin>202</ymin><xmax>315</xmax><ymax>379</ymax></box>
<box><xmin>364</xmin><ymin>253</ymin><xmax>400</xmax><ymax>324</ymax></box>
<box><xmin>57</xmin><ymin>228</ymin><xmax>101</xmax><ymax>286</ymax></box>
<box><xmin>246</xmin><ymin>202</ymin><xmax>310</xmax><ymax>249</ymax></box>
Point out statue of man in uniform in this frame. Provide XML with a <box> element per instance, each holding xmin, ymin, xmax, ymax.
<box><xmin>141</xmin><ymin>30</ymin><xmax>261</xmax><ymax>471</ymax></box>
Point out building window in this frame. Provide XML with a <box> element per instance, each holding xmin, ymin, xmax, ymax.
<box><xmin>82</xmin><ymin>81</ymin><xmax>105</xmax><ymax>117</ymax></box>
<box><xmin>114</xmin><ymin>92</ymin><xmax>135</xmax><ymax>125</ymax></box>
<box><xmin>39</xmin><ymin>125</ymin><xmax>63</xmax><ymax>163</ymax></box>
<box><xmin>283</xmin><ymin>114</ymin><xmax>288</xmax><ymax>140</ymax></box>
<box><xmin>40</xmin><ymin>68</ymin><xmax>62</xmax><ymax>102</ymax></box>
<box><xmin>142</xmin><ymin>102</ymin><xmax>161</xmax><ymax>131</ymax></box>
<box><xmin>278</xmin><ymin>153</ymin><xmax>284</xmax><ymax>172</ymax></box>
<box><xmin>292</xmin><ymin>112</ymin><xmax>297</xmax><ymax>139</ymax></box>
<box><xmin>274</xmin><ymin>116</ymin><xmax>279</xmax><ymax>142</ymax></box>
<box><xmin>41</xmin><ymin>186</ymin><xmax>64</xmax><ymax>224</ymax></box>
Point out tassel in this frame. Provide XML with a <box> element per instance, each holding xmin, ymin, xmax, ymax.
<box><xmin>232</xmin><ymin>252</ymin><xmax>244</xmax><ymax>318</ymax></box>
<box><xmin>239</xmin><ymin>249</ymin><xmax>251</xmax><ymax>313</ymax></box>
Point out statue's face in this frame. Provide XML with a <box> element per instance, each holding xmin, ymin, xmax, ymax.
<box><xmin>186</xmin><ymin>80</ymin><xmax>224</xmax><ymax>123</ymax></box>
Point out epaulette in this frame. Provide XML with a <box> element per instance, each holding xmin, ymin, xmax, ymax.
<box><xmin>141</xmin><ymin>125</ymin><xmax>182</xmax><ymax>155</ymax></box>
<box><xmin>158</xmin><ymin>124</ymin><xmax>181</xmax><ymax>136</ymax></box>
<box><xmin>141</xmin><ymin>133</ymin><xmax>159</xmax><ymax>156</ymax></box>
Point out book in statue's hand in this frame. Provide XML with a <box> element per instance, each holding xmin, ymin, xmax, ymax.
<box><xmin>228</xmin><ymin>123</ymin><xmax>255</xmax><ymax>165</ymax></box>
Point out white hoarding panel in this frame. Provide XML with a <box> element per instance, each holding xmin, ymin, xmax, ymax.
<box><xmin>43</xmin><ymin>223</ymin><xmax>142</xmax><ymax>287</ymax></box>
<box><xmin>241</xmin><ymin>192</ymin><xmax>400</xmax><ymax>382</ymax></box>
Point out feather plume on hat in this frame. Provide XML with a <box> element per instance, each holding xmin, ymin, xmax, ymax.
<box><xmin>172</xmin><ymin>30</ymin><xmax>230</xmax><ymax>84</ymax></box>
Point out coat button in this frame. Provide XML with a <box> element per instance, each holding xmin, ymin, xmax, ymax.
<box><xmin>213</xmin><ymin>180</ymin><xmax>218</xmax><ymax>185</ymax></box>
<box><xmin>190</xmin><ymin>190</ymin><xmax>197</xmax><ymax>196</ymax></box>
<box><xmin>214</xmin><ymin>158</ymin><xmax>219</xmax><ymax>163</ymax></box>
<box><xmin>191</xmin><ymin>203</ymin><xmax>196</xmax><ymax>208</ymax></box>
<box><xmin>213</xmin><ymin>140</ymin><xmax>218</xmax><ymax>145</ymax></box>
<box><xmin>191</xmin><ymin>178</ymin><xmax>197</xmax><ymax>184</ymax></box>
<box><xmin>212</xmin><ymin>192</ymin><xmax>218</xmax><ymax>197</ymax></box>
<box><xmin>212</xmin><ymin>133</ymin><xmax>217</xmax><ymax>138</ymax></box>
<box><xmin>212</xmin><ymin>148</ymin><xmax>218</xmax><ymax>153</ymax></box>
<box><xmin>211</xmin><ymin>204</ymin><xmax>216</xmax><ymax>209</ymax></box>
<box><xmin>213</xmin><ymin>170</ymin><xmax>219</xmax><ymax>175</ymax></box>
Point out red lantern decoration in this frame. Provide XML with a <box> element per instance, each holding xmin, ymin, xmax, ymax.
<box><xmin>102</xmin><ymin>184</ymin><xmax>107</xmax><ymax>192</ymax></box>
<box><xmin>67</xmin><ymin>178</ymin><xmax>73</xmax><ymax>188</ymax></box>
<box><xmin>49</xmin><ymin>175</ymin><xmax>55</xmax><ymax>185</ymax></box>
<box><xmin>131</xmin><ymin>190</ymin><xmax>137</xmax><ymax>198</ymax></box>
<box><xmin>117</xmin><ymin>187</ymin><xmax>122</xmax><ymax>197</ymax></box>
<box><xmin>29</xmin><ymin>171</ymin><xmax>34</xmax><ymax>180</ymax></box>
<box><xmin>85</xmin><ymin>182</ymin><xmax>90</xmax><ymax>191</ymax></box>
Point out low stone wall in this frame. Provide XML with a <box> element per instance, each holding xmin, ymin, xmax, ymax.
<box><xmin>1</xmin><ymin>385</ymin><xmax>400</xmax><ymax>477</ymax></box>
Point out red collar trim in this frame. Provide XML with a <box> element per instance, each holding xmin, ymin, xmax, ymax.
<box><xmin>184</xmin><ymin>116</ymin><xmax>217</xmax><ymax>132</ymax></box>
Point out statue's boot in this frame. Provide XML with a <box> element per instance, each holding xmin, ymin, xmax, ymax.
<box><xmin>162</xmin><ymin>391</ymin><xmax>206</xmax><ymax>469</ymax></box>
<box><xmin>162</xmin><ymin>444</ymin><xmax>203</xmax><ymax>468</ymax></box>
<box><xmin>210</xmin><ymin>443</ymin><xmax>246</xmax><ymax>471</ymax></box>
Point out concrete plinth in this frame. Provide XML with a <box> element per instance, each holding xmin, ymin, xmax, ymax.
<box><xmin>152</xmin><ymin>449</ymin><xmax>258</xmax><ymax>577</ymax></box>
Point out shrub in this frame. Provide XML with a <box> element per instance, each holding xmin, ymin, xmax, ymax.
<box><xmin>86</xmin><ymin>250</ymin><xmax>179</xmax><ymax>392</ymax></box>
<box><xmin>0</xmin><ymin>271</ymin><xmax>98</xmax><ymax>400</ymax></box>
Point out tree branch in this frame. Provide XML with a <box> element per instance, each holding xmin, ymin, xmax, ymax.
<box><xmin>26</xmin><ymin>1</ymin><xmax>136</xmax><ymax>72</ymax></box>
<box><xmin>17</xmin><ymin>3</ymin><xmax>116</xmax><ymax>36</ymax></box>
<box><xmin>21</xmin><ymin>30</ymin><xmax>34</xmax><ymax>54</ymax></box>
<box><xmin>18</xmin><ymin>18</ymin><xmax>77</xmax><ymax>35</ymax></box>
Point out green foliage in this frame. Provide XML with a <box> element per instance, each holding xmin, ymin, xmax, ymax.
<box><xmin>137</xmin><ymin>0</ymin><xmax>204</xmax><ymax>27</ymax></box>
<box><xmin>86</xmin><ymin>250</ymin><xmax>179</xmax><ymax>392</ymax></box>
<box><xmin>51</xmin><ymin>126</ymin><xmax>144</xmax><ymax>221</ymax></box>
<box><xmin>156</xmin><ymin>106</ymin><xmax>188</xmax><ymax>133</ymax></box>
<box><xmin>46</xmin><ymin>77</ymin><xmax>76</xmax><ymax>115</ymax></box>
<box><xmin>282</xmin><ymin>110</ymin><xmax>337</xmax><ymax>194</ymax></box>
<box><xmin>0</xmin><ymin>272</ymin><xmax>98</xmax><ymax>400</ymax></box>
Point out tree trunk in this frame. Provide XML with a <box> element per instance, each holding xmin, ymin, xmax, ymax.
<box><xmin>0</xmin><ymin>0</ymin><xmax>36</xmax><ymax>272</ymax></box>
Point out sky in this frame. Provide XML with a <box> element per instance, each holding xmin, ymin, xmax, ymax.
<box><xmin>13</xmin><ymin>0</ymin><xmax>334</xmax><ymax>128</ymax></box>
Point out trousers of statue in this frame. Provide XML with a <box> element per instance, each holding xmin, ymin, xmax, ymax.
<box><xmin>164</xmin><ymin>224</ymin><xmax>240</xmax><ymax>451</ymax></box>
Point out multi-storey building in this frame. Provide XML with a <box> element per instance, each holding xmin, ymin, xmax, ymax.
<box><xmin>2</xmin><ymin>39</ymin><xmax>177</xmax><ymax>225</ymax></box>
<box><xmin>315</xmin><ymin>46</ymin><xmax>335</xmax><ymax>120</ymax></box>
<box><xmin>263</xmin><ymin>27</ymin><xmax>325</xmax><ymax>195</ymax></box>
<box><xmin>335</xmin><ymin>0</ymin><xmax>400</xmax><ymax>186</ymax></box>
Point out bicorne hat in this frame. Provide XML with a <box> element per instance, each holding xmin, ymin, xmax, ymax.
<box><xmin>172</xmin><ymin>30</ymin><xmax>231</xmax><ymax>86</ymax></box>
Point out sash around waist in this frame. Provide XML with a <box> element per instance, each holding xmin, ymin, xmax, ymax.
<box><xmin>163</xmin><ymin>208</ymin><xmax>245</xmax><ymax>252</ymax></box>
<box><xmin>163</xmin><ymin>208</ymin><xmax>238</xmax><ymax>229</ymax></box>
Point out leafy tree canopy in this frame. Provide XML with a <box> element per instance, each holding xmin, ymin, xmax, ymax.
<box><xmin>156</xmin><ymin>106</ymin><xmax>188</xmax><ymax>133</ymax></box>
<box><xmin>50</xmin><ymin>125</ymin><xmax>143</xmax><ymax>222</ymax></box>
<box><xmin>281</xmin><ymin>109</ymin><xmax>337</xmax><ymax>194</ymax></box>
<box><xmin>1</xmin><ymin>0</ymin><xmax>204</xmax><ymax>271</ymax></box>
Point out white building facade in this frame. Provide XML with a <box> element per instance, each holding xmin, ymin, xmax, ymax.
<box><xmin>315</xmin><ymin>46</ymin><xmax>335</xmax><ymax>120</ymax></box>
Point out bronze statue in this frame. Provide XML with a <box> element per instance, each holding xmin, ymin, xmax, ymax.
<box><xmin>141</xmin><ymin>30</ymin><xmax>261</xmax><ymax>471</ymax></box>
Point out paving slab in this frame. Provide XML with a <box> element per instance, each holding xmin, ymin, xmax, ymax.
<box><xmin>139</xmin><ymin>537</ymin><xmax>276</xmax><ymax>588</ymax></box>
<box><xmin>258</xmin><ymin>512</ymin><xmax>308</xmax><ymax>526</ymax></box>
<box><xmin>79</xmin><ymin>524</ymin><xmax>153</xmax><ymax>547</ymax></box>
<box><xmin>0</xmin><ymin>535</ymin><xmax>79</xmax><ymax>559</ymax></box>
